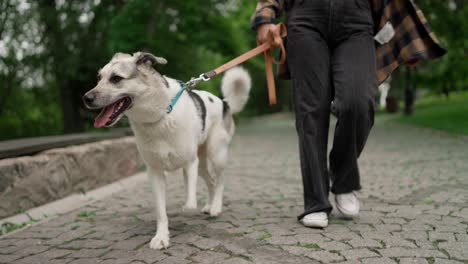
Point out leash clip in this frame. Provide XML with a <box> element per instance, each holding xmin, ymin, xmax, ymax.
<box><xmin>185</xmin><ymin>74</ymin><xmax>211</xmax><ymax>88</ymax></box>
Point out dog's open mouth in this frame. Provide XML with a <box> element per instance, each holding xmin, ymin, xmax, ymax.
<box><xmin>94</xmin><ymin>96</ymin><xmax>132</xmax><ymax>128</ymax></box>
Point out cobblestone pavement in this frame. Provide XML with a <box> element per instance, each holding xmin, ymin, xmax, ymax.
<box><xmin>1</xmin><ymin>114</ymin><xmax>467</xmax><ymax>264</ymax></box>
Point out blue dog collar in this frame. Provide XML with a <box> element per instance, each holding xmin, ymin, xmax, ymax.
<box><xmin>166</xmin><ymin>80</ymin><xmax>187</xmax><ymax>113</ymax></box>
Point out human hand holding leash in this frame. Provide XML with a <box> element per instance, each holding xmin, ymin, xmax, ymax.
<box><xmin>256</xmin><ymin>24</ymin><xmax>279</xmax><ymax>45</ymax></box>
<box><xmin>200</xmin><ymin>23</ymin><xmax>287</xmax><ymax>105</ymax></box>
<box><xmin>257</xmin><ymin>23</ymin><xmax>285</xmax><ymax>49</ymax></box>
<box><xmin>257</xmin><ymin>23</ymin><xmax>287</xmax><ymax>104</ymax></box>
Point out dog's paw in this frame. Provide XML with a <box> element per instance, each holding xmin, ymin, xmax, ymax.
<box><xmin>149</xmin><ymin>234</ymin><xmax>170</xmax><ymax>250</ymax></box>
<box><xmin>182</xmin><ymin>202</ymin><xmax>197</xmax><ymax>212</ymax></box>
<box><xmin>201</xmin><ymin>204</ymin><xmax>211</xmax><ymax>214</ymax></box>
<box><xmin>209</xmin><ymin>208</ymin><xmax>222</xmax><ymax>217</ymax></box>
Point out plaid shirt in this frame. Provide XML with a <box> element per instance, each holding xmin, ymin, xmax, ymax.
<box><xmin>252</xmin><ymin>0</ymin><xmax>446</xmax><ymax>83</ymax></box>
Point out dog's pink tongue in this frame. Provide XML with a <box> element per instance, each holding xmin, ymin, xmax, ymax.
<box><xmin>94</xmin><ymin>104</ymin><xmax>116</xmax><ymax>128</ymax></box>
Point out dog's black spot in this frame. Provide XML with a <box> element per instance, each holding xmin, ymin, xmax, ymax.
<box><xmin>208</xmin><ymin>97</ymin><xmax>214</xmax><ymax>103</ymax></box>
<box><xmin>222</xmin><ymin>100</ymin><xmax>230</xmax><ymax>117</ymax></box>
<box><xmin>162</xmin><ymin>76</ymin><xmax>169</xmax><ymax>88</ymax></box>
<box><xmin>187</xmin><ymin>90</ymin><xmax>206</xmax><ymax>132</ymax></box>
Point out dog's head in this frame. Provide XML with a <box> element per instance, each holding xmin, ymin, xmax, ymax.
<box><xmin>83</xmin><ymin>52</ymin><xmax>168</xmax><ymax>128</ymax></box>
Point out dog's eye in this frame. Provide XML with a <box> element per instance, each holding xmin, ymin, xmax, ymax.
<box><xmin>109</xmin><ymin>75</ymin><xmax>124</xmax><ymax>84</ymax></box>
<box><xmin>97</xmin><ymin>74</ymin><xmax>102</xmax><ymax>81</ymax></box>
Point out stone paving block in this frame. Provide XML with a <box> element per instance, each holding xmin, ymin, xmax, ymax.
<box><xmin>66</xmin><ymin>248</ymin><xmax>110</xmax><ymax>259</ymax></box>
<box><xmin>264</xmin><ymin>235</ymin><xmax>298</xmax><ymax>245</ymax></box>
<box><xmin>316</xmin><ymin>240</ymin><xmax>352</xmax><ymax>251</ymax></box>
<box><xmin>361</xmin><ymin>257</ymin><xmax>397</xmax><ymax>264</ymax></box>
<box><xmin>156</xmin><ymin>256</ymin><xmax>187</xmax><ymax>264</ymax></box>
<box><xmin>433</xmin><ymin>258</ymin><xmax>464</xmax><ymax>264</ymax></box>
<box><xmin>429</xmin><ymin>232</ymin><xmax>456</xmax><ymax>242</ymax></box>
<box><xmin>415</xmin><ymin>240</ymin><xmax>438</xmax><ymax>250</ymax></box>
<box><xmin>0</xmin><ymin>254</ymin><xmax>22</xmax><ymax>263</ymax></box>
<box><xmin>379</xmin><ymin>236</ymin><xmax>418</xmax><ymax>249</ymax></box>
<box><xmin>12</xmin><ymin>255</ymin><xmax>51</xmax><ymax>264</ymax></box>
<box><xmin>454</xmin><ymin>233</ymin><xmax>468</xmax><ymax>241</ymax></box>
<box><xmin>171</xmin><ymin>233</ymin><xmax>204</xmax><ymax>244</ymax></box>
<box><xmin>165</xmin><ymin>244</ymin><xmax>199</xmax><ymax>259</ymax></box>
<box><xmin>378</xmin><ymin>247</ymin><xmax>446</xmax><ymax>258</ymax></box>
<box><xmin>67</xmin><ymin>259</ymin><xmax>102</xmax><ymax>264</ymax></box>
<box><xmin>0</xmin><ymin>245</ymin><xmax>18</xmax><ymax>254</ymax></box>
<box><xmin>191</xmin><ymin>238</ymin><xmax>222</xmax><ymax>250</ymax></box>
<box><xmin>399</xmin><ymin>258</ymin><xmax>429</xmax><ymax>264</ymax></box>
<box><xmin>127</xmin><ymin>249</ymin><xmax>168</xmax><ymax>263</ymax></box>
<box><xmin>191</xmin><ymin>251</ymin><xmax>230</xmax><ymax>264</ymax></box>
<box><xmin>451</xmin><ymin>208</ymin><xmax>468</xmax><ymax>219</ymax></box>
<box><xmin>375</xmin><ymin>224</ymin><xmax>402</xmax><ymax>232</ymax></box>
<box><xmin>348</xmin><ymin>224</ymin><xmax>377</xmax><ymax>233</ymax></box>
<box><xmin>339</xmin><ymin>248</ymin><xmax>380</xmax><ymax>260</ymax></box>
<box><xmin>49</xmin><ymin>259</ymin><xmax>73</xmax><ymax>264</ymax></box>
<box><xmin>8</xmin><ymin>245</ymin><xmax>49</xmax><ymax>259</ymax></box>
<box><xmin>101</xmin><ymin>249</ymin><xmax>138</xmax><ymax>260</ymax></box>
<box><xmin>381</xmin><ymin>217</ymin><xmax>407</xmax><ymax>225</ymax></box>
<box><xmin>218</xmin><ymin>257</ymin><xmax>251</xmax><ymax>264</ymax></box>
<box><xmin>323</xmin><ymin>231</ymin><xmax>360</xmax><ymax>241</ymax></box>
<box><xmin>397</xmin><ymin>231</ymin><xmax>429</xmax><ymax>241</ymax></box>
<box><xmin>304</xmin><ymin>250</ymin><xmax>345</xmax><ymax>262</ymax></box>
<box><xmin>0</xmin><ymin>238</ymin><xmax>19</xmax><ymax>248</ymax></box>
<box><xmin>290</xmin><ymin>233</ymin><xmax>330</xmax><ymax>244</ymax></box>
<box><xmin>206</xmin><ymin>222</ymin><xmax>234</xmax><ymax>230</ymax></box>
<box><xmin>335</xmin><ymin>261</ymin><xmax>362</xmax><ymax>264</ymax></box>
<box><xmin>110</xmin><ymin>236</ymin><xmax>150</xmax><ymax>250</ymax></box>
<box><xmin>280</xmin><ymin>245</ymin><xmax>318</xmax><ymax>257</ymax></box>
<box><xmin>437</xmin><ymin>241</ymin><xmax>468</xmax><ymax>260</ymax></box>
<box><xmin>222</xmin><ymin>243</ymin><xmax>248</xmax><ymax>255</ymax></box>
<box><xmin>35</xmin><ymin>248</ymin><xmax>74</xmax><ymax>259</ymax></box>
<box><xmin>347</xmin><ymin>238</ymin><xmax>382</xmax><ymax>248</ymax></box>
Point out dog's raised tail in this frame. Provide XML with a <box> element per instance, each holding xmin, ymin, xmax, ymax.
<box><xmin>221</xmin><ymin>67</ymin><xmax>251</xmax><ymax>114</ymax></box>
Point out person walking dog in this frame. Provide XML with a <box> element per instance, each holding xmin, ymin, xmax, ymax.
<box><xmin>252</xmin><ymin>0</ymin><xmax>445</xmax><ymax>227</ymax></box>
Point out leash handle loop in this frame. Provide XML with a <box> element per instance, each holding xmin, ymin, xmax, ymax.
<box><xmin>198</xmin><ymin>23</ymin><xmax>288</xmax><ymax>105</ymax></box>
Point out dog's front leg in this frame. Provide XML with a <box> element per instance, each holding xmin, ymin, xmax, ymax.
<box><xmin>148</xmin><ymin>168</ymin><xmax>170</xmax><ymax>250</ymax></box>
<box><xmin>183</xmin><ymin>157</ymin><xmax>199</xmax><ymax>211</ymax></box>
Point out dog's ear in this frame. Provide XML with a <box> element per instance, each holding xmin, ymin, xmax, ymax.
<box><xmin>134</xmin><ymin>52</ymin><xmax>167</xmax><ymax>67</ymax></box>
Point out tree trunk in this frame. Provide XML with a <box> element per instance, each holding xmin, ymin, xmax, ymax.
<box><xmin>404</xmin><ymin>67</ymin><xmax>415</xmax><ymax>115</ymax></box>
<box><xmin>61</xmin><ymin>80</ymin><xmax>85</xmax><ymax>133</ymax></box>
<box><xmin>37</xmin><ymin>0</ymin><xmax>85</xmax><ymax>134</ymax></box>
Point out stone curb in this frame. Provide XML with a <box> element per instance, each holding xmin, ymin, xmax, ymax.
<box><xmin>0</xmin><ymin>171</ymin><xmax>147</xmax><ymax>236</ymax></box>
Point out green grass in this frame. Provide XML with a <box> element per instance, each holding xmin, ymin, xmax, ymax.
<box><xmin>0</xmin><ymin>219</ymin><xmax>39</xmax><ymax>236</ymax></box>
<box><xmin>77</xmin><ymin>211</ymin><xmax>96</xmax><ymax>218</ymax></box>
<box><xmin>397</xmin><ymin>91</ymin><xmax>468</xmax><ymax>135</ymax></box>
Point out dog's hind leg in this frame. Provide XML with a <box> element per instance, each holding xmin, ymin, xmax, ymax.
<box><xmin>198</xmin><ymin>148</ymin><xmax>215</xmax><ymax>214</ymax></box>
<box><xmin>183</xmin><ymin>158</ymin><xmax>198</xmax><ymax>211</ymax></box>
<box><xmin>210</xmin><ymin>175</ymin><xmax>225</xmax><ymax>217</ymax></box>
<box><xmin>148</xmin><ymin>168</ymin><xmax>170</xmax><ymax>250</ymax></box>
<box><xmin>205</xmin><ymin>127</ymin><xmax>230</xmax><ymax>217</ymax></box>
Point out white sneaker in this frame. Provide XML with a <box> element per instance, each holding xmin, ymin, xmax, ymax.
<box><xmin>335</xmin><ymin>192</ymin><xmax>360</xmax><ymax>217</ymax></box>
<box><xmin>300</xmin><ymin>212</ymin><xmax>328</xmax><ymax>228</ymax></box>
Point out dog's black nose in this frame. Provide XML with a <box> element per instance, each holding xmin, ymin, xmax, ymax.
<box><xmin>82</xmin><ymin>94</ymin><xmax>95</xmax><ymax>105</ymax></box>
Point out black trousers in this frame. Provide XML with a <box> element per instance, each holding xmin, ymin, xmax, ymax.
<box><xmin>286</xmin><ymin>0</ymin><xmax>378</xmax><ymax>219</ymax></box>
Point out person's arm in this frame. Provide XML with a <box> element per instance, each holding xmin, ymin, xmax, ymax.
<box><xmin>251</xmin><ymin>0</ymin><xmax>282</xmax><ymax>30</ymax></box>
<box><xmin>251</xmin><ymin>0</ymin><xmax>283</xmax><ymax>44</ymax></box>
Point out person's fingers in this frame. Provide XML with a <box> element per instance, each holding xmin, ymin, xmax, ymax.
<box><xmin>256</xmin><ymin>24</ymin><xmax>277</xmax><ymax>45</ymax></box>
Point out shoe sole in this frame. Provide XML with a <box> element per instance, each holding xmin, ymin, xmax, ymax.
<box><xmin>300</xmin><ymin>219</ymin><xmax>328</xmax><ymax>228</ymax></box>
<box><xmin>336</xmin><ymin>204</ymin><xmax>359</xmax><ymax>218</ymax></box>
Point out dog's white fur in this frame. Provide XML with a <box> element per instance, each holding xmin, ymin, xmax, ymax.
<box><xmin>84</xmin><ymin>52</ymin><xmax>251</xmax><ymax>250</ymax></box>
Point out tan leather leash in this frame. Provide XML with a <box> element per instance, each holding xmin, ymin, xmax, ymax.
<box><xmin>187</xmin><ymin>23</ymin><xmax>288</xmax><ymax>105</ymax></box>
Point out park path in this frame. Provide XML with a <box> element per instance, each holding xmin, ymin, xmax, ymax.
<box><xmin>0</xmin><ymin>114</ymin><xmax>467</xmax><ymax>264</ymax></box>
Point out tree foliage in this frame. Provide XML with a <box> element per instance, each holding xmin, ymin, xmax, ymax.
<box><xmin>409</xmin><ymin>0</ymin><xmax>467</xmax><ymax>93</ymax></box>
<box><xmin>0</xmin><ymin>0</ymin><xmax>465</xmax><ymax>140</ymax></box>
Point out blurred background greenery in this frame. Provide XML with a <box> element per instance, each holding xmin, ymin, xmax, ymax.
<box><xmin>0</xmin><ymin>0</ymin><xmax>466</xmax><ymax>140</ymax></box>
